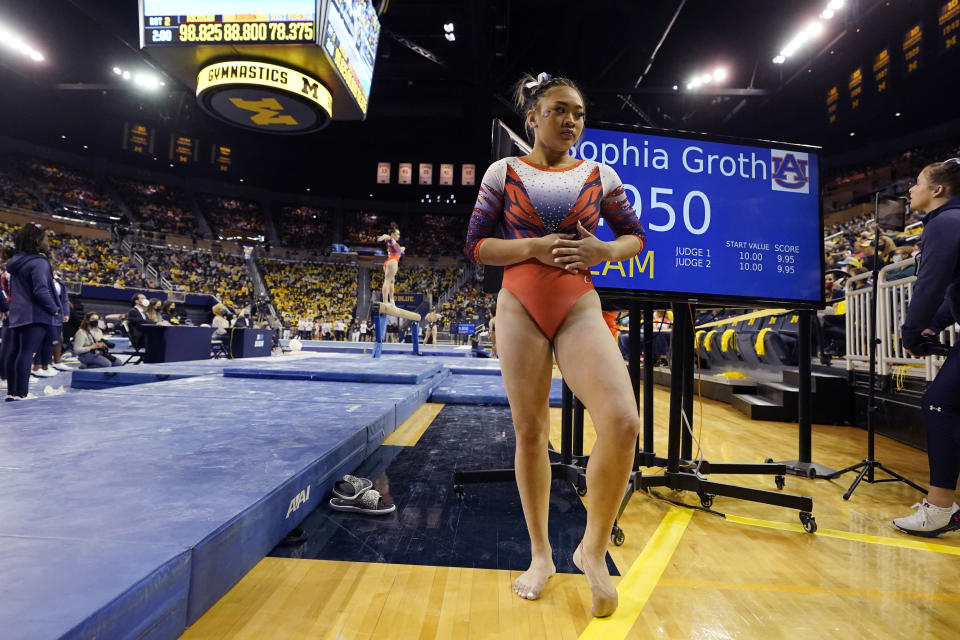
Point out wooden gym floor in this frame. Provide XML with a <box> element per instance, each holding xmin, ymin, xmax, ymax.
<box><xmin>181</xmin><ymin>387</ymin><xmax>960</xmax><ymax>640</ymax></box>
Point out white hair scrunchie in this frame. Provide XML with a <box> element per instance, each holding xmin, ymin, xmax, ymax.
<box><xmin>524</xmin><ymin>72</ymin><xmax>552</xmax><ymax>91</ymax></box>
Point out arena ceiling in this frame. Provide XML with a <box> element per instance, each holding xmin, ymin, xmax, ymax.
<box><xmin>0</xmin><ymin>0</ymin><xmax>956</xmax><ymax>197</ymax></box>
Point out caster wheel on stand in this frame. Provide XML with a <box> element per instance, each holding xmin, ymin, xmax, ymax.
<box><xmin>799</xmin><ymin>512</ymin><xmax>818</xmax><ymax>533</ymax></box>
<box><xmin>610</xmin><ymin>525</ymin><xmax>625</xmax><ymax>546</ymax></box>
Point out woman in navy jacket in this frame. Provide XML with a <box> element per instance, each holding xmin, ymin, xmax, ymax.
<box><xmin>3</xmin><ymin>223</ymin><xmax>61</xmax><ymax>400</ymax></box>
<box><xmin>893</xmin><ymin>159</ymin><xmax>960</xmax><ymax>536</ymax></box>
<box><xmin>0</xmin><ymin>249</ymin><xmax>10</xmax><ymax>390</ymax></box>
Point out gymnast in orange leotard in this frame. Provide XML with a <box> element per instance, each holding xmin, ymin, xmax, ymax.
<box><xmin>376</xmin><ymin>227</ymin><xmax>404</xmax><ymax>305</ymax></box>
<box><xmin>464</xmin><ymin>72</ymin><xmax>646</xmax><ymax>618</ymax></box>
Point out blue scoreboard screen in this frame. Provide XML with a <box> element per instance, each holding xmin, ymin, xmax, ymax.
<box><xmin>574</xmin><ymin>124</ymin><xmax>824</xmax><ymax>308</ymax></box>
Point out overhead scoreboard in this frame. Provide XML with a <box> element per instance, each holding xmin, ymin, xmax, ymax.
<box><xmin>141</xmin><ymin>1</ymin><xmax>317</xmax><ymax>45</ymax></box>
<box><xmin>577</xmin><ymin>123</ymin><xmax>823</xmax><ymax>309</ymax></box>
<box><xmin>138</xmin><ymin>1</ymin><xmax>380</xmax><ymax>131</ymax></box>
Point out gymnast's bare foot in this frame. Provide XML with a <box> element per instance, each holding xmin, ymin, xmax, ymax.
<box><xmin>513</xmin><ymin>555</ymin><xmax>556</xmax><ymax>600</ymax></box>
<box><xmin>573</xmin><ymin>543</ymin><xmax>618</xmax><ymax>617</ymax></box>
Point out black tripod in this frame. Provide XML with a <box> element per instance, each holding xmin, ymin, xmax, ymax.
<box><xmin>824</xmin><ymin>193</ymin><xmax>927</xmax><ymax>500</ymax></box>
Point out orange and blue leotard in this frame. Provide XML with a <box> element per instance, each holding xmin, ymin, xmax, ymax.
<box><xmin>385</xmin><ymin>237</ymin><xmax>403</xmax><ymax>263</ymax></box>
<box><xmin>465</xmin><ymin>157</ymin><xmax>645</xmax><ymax>340</ymax></box>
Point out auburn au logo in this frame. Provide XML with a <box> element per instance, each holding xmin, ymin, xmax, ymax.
<box><xmin>770</xmin><ymin>150</ymin><xmax>810</xmax><ymax>194</ymax></box>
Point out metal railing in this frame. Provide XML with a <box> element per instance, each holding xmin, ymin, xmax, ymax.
<box><xmin>844</xmin><ymin>257</ymin><xmax>955</xmax><ymax>380</ymax></box>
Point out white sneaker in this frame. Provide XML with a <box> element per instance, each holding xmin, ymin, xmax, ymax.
<box><xmin>893</xmin><ymin>499</ymin><xmax>960</xmax><ymax>537</ymax></box>
<box><xmin>52</xmin><ymin>363</ymin><xmax>73</xmax><ymax>371</ymax></box>
<box><xmin>31</xmin><ymin>369</ymin><xmax>58</xmax><ymax>378</ymax></box>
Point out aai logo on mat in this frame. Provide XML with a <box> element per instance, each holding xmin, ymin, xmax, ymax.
<box><xmin>771</xmin><ymin>150</ymin><xmax>810</xmax><ymax>194</ymax></box>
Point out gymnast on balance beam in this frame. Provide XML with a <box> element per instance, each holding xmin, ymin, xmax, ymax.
<box><xmin>376</xmin><ymin>226</ymin><xmax>404</xmax><ymax>306</ymax></box>
<box><xmin>464</xmin><ymin>72</ymin><xmax>646</xmax><ymax>617</ymax></box>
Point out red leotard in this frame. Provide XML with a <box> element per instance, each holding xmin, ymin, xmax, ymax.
<box><xmin>465</xmin><ymin>157</ymin><xmax>645</xmax><ymax>340</ymax></box>
<box><xmin>385</xmin><ymin>237</ymin><xmax>403</xmax><ymax>262</ymax></box>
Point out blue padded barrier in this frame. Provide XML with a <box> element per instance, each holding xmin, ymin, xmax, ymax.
<box><xmin>223</xmin><ymin>357</ymin><xmax>444</xmax><ymax>385</ymax></box>
<box><xmin>430</xmin><ymin>374</ymin><xmax>564</xmax><ymax>407</ymax></box>
<box><xmin>0</xmin><ymin>537</ymin><xmax>190</xmax><ymax>640</ymax></box>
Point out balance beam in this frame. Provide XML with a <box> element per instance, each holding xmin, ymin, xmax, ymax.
<box><xmin>377</xmin><ymin>302</ymin><xmax>421</xmax><ymax>322</ymax></box>
<box><xmin>373</xmin><ymin>303</ymin><xmax>421</xmax><ymax>358</ymax></box>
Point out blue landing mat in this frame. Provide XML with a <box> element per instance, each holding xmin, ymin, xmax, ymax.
<box><xmin>71</xmin><ymin>361</ymin><xmax>236</xmax><ymax>389</ymax></box>
<box><xmin>430</xmin><ymin>374</ymin><xmax>564</xmax><ymax>407</ymax></box>
<box><xmin>284</xmin><ymin>339</ymin><xmax>471</xmax><ymax>358</ymax></box>
<box><xmin>0</xmin><ymin>383</ymin><xmax>414</xmax><ymax>636</ymax></box>
<box><xmin>0</xmin><ymin>537</ymin><xmax>190</xmax><ymax>640</ymax></box>
<box><xmin>223</xmin><ymin>357</ymin><xmax>444</xmax><ymax>384</ymax></box>
<box><xmin>69</xmin><ymin>354</ymin><xmax>314</xmax><ymax>390</ymax></box>
<box><xmin>93</xmin><ymin>373</ymin><xmax>448</xmax><ymax>447</ymax></box>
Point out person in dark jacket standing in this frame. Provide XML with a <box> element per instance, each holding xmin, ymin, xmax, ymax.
<box><xmin>0</xmin><ymin>248</ymin><xmax>10</xmax><ymax>391</ymax></box>
<box><xmin>3</xmin><ymin>223</ymin><xmax>61</xmax><ymax>400</ymax></box>
<box><xmin>894</xmin><ymin>158</ymin><xmax>960</xmax><ymax>536</ymax></box>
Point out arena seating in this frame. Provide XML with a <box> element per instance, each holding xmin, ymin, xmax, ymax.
<box><xmin>113</xmin><ymin>178</ymin><xmax>197</xmax><ymax>236</ymax></box>
<box><xmin>19</xmin><ymin>157</ymin><xmax>123</xmax><ymax>225</ymax></box>
<box><xmin>197</xmin><ymin>193</ymin><xmax>265</xmax><ymax>240</ymax></box>
<box><xmin>276</xmin><ymin>204</ymin><xmax>330</xmax><ymax>250</ymax></box>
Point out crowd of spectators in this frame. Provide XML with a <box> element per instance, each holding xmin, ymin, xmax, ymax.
<box><xmin>370</xmin><ymin>264</ymin><xmax>461</xmax><ymax>300</ymax></box>
<box><xmin>1</xmin><ymin>221</ymin><xmax>152</xmax><ymax>289</ymax></box>
<box><xmin>401</xmin><ymin>214</ymin><xmax>469</xmax><ymax>258</ymax></box>
<box><xmin>113</xmin><ymin>178</ymin><xmax>197</xmax><ymax>236</ymax></box>
<box><xmin>277</xmin><ymin>205</ymin><xmax>330</xmax><ymax>250</ymax></box>
<box><xmin>0</xmin><ymin>165</ymin><xmax>42</xmax><ymax>211</ymax></box>
<box><xmin>132</xmin><ymin>242</ymin><xmax>251</xmax><ymax>307</ymax></box>
<box><xmin>441</xmin><ymin>273</ymin><xmax>494</xmax><ymax>328</ymax></box>
<box><xmin>343</xmin><ymin>210</ymin><xmax>384</xmax><ymax>246</ymax></box>
<box><xmin>198</xmin><ymin>194</ymin><xmax>265</xmax><ymax>240</ymax></box>
<box><xmin>260</xmin><ymin>259</ymin><xmax>357</xmax><ymax>331</ymax></box>
<box><xmin>19</xmin><ymin>158</ymin><xmax>121</xmax><ymax>224</ymax></box>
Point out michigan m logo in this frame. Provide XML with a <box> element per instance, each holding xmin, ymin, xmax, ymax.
<box><xmin>228</xmin><ymin>98</ymin><xmax>298</xmax><ymax>126</ymax></box>
<box><xmin>771</xmin><ymin>150</ymin><xmax>810</xmax><ymax>193</ymax></box>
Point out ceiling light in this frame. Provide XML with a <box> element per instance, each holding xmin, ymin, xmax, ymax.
<box><xmin>806</xmin><ymin>21</ymin><xmax>824</xmax><ymax>37</ymax></box>
<box><xmin>849</xmin><ymin>132</ymin><xmax>855</xmax><ymax>136</ymax></box>
<box><xmin>712</xmin><ymin>68</ymin><xmax>727</xmax><ymax>82</ymax></box>
<box><xmin>443</xmin><ymin>22</ymin><xmax>454</xmax><ymax>33</ymax></box>
<box><xmin>122</xmin><ymin>71</ymin><xmax>131</xmax><ymax>80</ymax></box>
<box><xmin>895</xmin><ymin>112</ymin><xmax>901</xmax><ymax>117</ymax></box>
<box><xmin>672</xmin><ymin>85</ymin><xmax>678</xmax><ymax>90</ymax></box>
<box><xmin>133</xmin><ymin>72</ymin><xmax>161</xmax><ymax>90</ymax></box>
<box><xmin>827</xmin><ymin>0</ymin><xmax>845</xmax><ymax>10</ymax></box>
<box><xmin>82</xmin><ymin>145</ymin><xmax>88</xmax><ymax>149</ymax></box>
<box><xmin>444</xmin><ymin>32</ymin><xmax>455</xmax><ymax>41</ymax></box>
<box><xmin>112</xmin><ymin>67</ymin><xmax>122</xmax><ymax>75</ymax></box>
<box><xmin>773</xmin><ymin>55</ymin><xmax>786</xmax><ymax>64</ymax></box>
<box><xmin>60</xmin><ymin>135</ymin><xmax>66</xmax><ymax>139</ymax></box>
<box><xmin>821</xmin><ymin>9</ymin><xmax>835</xmax><ymax>19</ymax></box>
<box><xmin>700</xmin><ymin>73</ymin><xmax>712</xmax><ymax>84</ymax></box>
<box><xmin>0</xmin><ymin>21</ymin><xmax>45</xmax><ymax>62</ymax></box>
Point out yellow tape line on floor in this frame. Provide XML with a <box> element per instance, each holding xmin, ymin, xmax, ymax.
<box><xmin>726</xmin><ymin>514</ymin><xmax>960</xmax><ymax>556</ymax></box>
<box><xmin>579</xmin><ymin>507</ymin><xmax>693</xmax><ymax>640</ymax></box>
